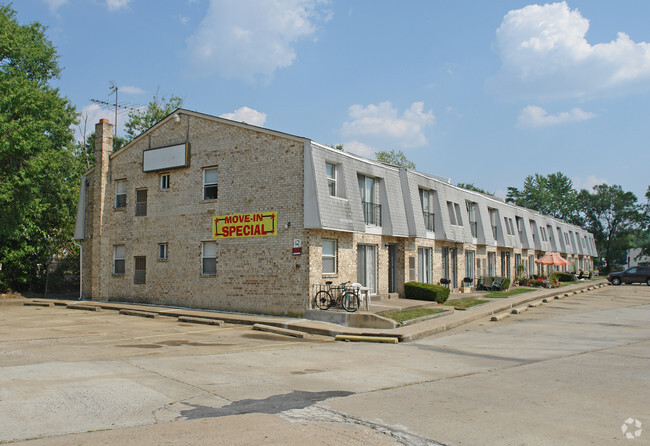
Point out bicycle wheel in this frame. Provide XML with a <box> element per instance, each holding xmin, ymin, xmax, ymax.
<box><xmin>315</xmin><ymin>290</ymin><xmax>332</xmax><ymax>310</ymax></box>
<box><xmin>342</xmin><ymin>290</ymin><xmax>359</xmax><ymax>312</ymax></box>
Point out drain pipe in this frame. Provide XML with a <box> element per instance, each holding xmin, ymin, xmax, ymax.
<box><xmin>73</xmin><ymin>241</ymin><xmax>82</xmax><ymax>300</ymax></box>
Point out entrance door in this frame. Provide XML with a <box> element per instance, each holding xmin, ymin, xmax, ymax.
<box><xmin>450</xmin><ymin>247</ymin><xmax>458</xmax><ymax>288</ymax></box>
<box><xmin>388</xmin><ymin>244</ymin><xmax>398</xmax><ymax>293</ymax></box>
<box><xmin>357</xmin><ymin>244</ymin><xmax>377</xmax><ymax>294</ymax></box>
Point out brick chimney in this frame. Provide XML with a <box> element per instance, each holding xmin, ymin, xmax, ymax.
<box><xmin>90</xmin><ymin>118</ymin><xmax>113</xmax><ymax>299</ymax></box>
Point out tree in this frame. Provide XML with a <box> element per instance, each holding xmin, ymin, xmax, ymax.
<box><xmin>0</xmin><ymin>5</ymin><xmax>82</xmax><ymax>290</ymax></box>
<box><xmin>375</xmin><ymin>149</ymin><xmax>416</xmax><ymax>169</ymax></box>
<box><xmin>124</xmin><ymin>90</ymin><xmax>183</xmax><ymax>142</ymax></box>
<box><xmin>507</xmin><ymin>172</ymin><xmax>580</xmax><ymax>224</ymax></box>
<box><xmin>578</xmin><ymin>184</ymin><xmax>643</xmax><ymax>271</ymax></box>
<box><xmin>457</xmin><ymin>183</ymin><xmax>493</xmax><ymax>196</ymax></box>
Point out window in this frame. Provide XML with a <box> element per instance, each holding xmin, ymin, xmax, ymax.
<box><xmin>158</xmin><ymin>243</ymin><xmax>168</xmax><ymax>260</ymax></box>
<box><xmin>326</xmin><ymin>163</ymin><xmax>337</xmax><ymax>197</ymax></box>
<box><xmin>115</xmin><ymin>180</ymin><xmax>126</xmax><ymax>209</ymax></box>
<box><xmin>528</xmin><ymin>254</ymin><xmax>535</xmax><ymax>277</ymax></box>
<box><xmin>488</xmin><ymin>252</ymin><xmax>496</xmax><ymax>276</ymax></box>
<box><xmin>160</xmin><ymin>174</ymin><xmax>170</xmax><ymax>190</ymax></box>
<box><xmin>418</xmin><ymin>247</ymin><xmax>432</xmax><ymax>283</ymax></box>
<box><xmin>508</xmin><ymin>218</ymin><xmax>515</xmax><ymax>236</ymax></box>
<box><xmin>203</xmin><ymin>168</ymin><xmax>218</xmax><ymax>200</ymax></box>
<box><xmin>442</xmin><ymin>247</ymin><xmax>450</xmax><ymax>280</ymax></box>
<box><xmin>516</xmin><ymin>217</ymin><xmax>524</xmax><ymax>241</ymax></box>
<box><xmin>501</xmin><ymin>251</ymin><xmax>511</xmax><ymax>278</ymax></box>
<box><xmin>420</xmin><ymin>188</ymin><xmax>435</xmax><ymax>231</ymax></box>
<box><xmin>540</xmin><ymin>226</ymin><xmax>547</xmax><ymax>242</ymax></box>
<box><xmin>564</xmin><ymin>233</ymin><xmax>570</xmax><ymax>245</ymax></box>
<box><xmin>447</xmin><ymin>201</ymin><xmax>463</xmax><ymax>226</ymax></box>
<box><xmin>504</xmin><ymin>217</ymin><xmax>512</xmax><ymax>235</ymax></box>
<box><xmin>134</xmin><ymin>256</ymin><xmax>146</xmax><ymax>284</ymax></box>
<box><xmin>135</xmin><ymin>189</ymin><xmax>147</xmax><ymax>216</ymax></box>
<box><xmin>454</xmin><ymin>203</ymin><xmax>463</xmax><ymax>226</ymax></box>
<box><xmin>202</xmin><ymin>242</ymin><xmax>217</xmax><ymax>275</ymax></box>
<box><xmin>322</xmin><ymin>239</ymin><xmax>337</xmax><ymax>274</ymax></box>
<box><xmin>530</xmin><ymin>220</ymin><xmax>537</xmax><ymax>243</ymax></box>
<box><xmin>489</xmin><ymin>209</ymin><xmax>498</xmax><ymax>239</ymax></box>
<box><xmin>515</xmin><ymin>254</ymin><xmax>522</xmax><ymax>276</ymax></box>
<box><xmin>465</xmin><ymin>251</ymin><xmax>475</xmax><ymax>280</ymax></box>
<box><xmin>358</xmin><ymin>175</ymin><xmax>381</xmax><ymax>226</ymax></box>
<box><xmin>466</xmin><ymin>201</ymin><xmax>478</xmax><ymax>237</ymax></box>
<box><xmin>113</xmin><ymin>245</ymin><xmax>125</xmax><ymax>274</ymax></box>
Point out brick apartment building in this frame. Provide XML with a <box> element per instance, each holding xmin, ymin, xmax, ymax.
<box><xmin>74</xmin><ymin>109</ymin><xmax>597</xmax><ymax>316</ymax></box>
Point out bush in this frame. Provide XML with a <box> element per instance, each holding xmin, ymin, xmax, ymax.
<box><xmin>552</xmin><ymin>272</ymin><xmax>575</xmax><ymax>282</ymax></box>
<box><xmin>404</xmin><ymin>281</ymin><xmax>450</xmax><ymax>304</ymax></box>
<box><xmin>501</xmin><ymin>278</ymin><xmax>511</xmax><ymax>290</ymax></box>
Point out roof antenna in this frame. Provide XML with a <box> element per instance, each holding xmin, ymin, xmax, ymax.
<box><xmin>90</xmin><ymin>81</ymin><xmax>138</xmax><ymax>138</ymax></box>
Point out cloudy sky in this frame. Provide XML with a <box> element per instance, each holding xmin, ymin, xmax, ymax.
<box><xmin>15</xmin><ymin>0</ymin><xmax>650</xmax><ymax>199</ymax></box>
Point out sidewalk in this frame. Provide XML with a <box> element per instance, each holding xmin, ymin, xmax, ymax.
<box><xmin>24</xmin><ymin>280</ymin><xmax>608</xmax><ymax>342</ymax></box>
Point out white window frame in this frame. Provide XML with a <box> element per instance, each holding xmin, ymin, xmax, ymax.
<box><xmin>203</xmin><ymin>168</ymin><xmax>218</xmax><ymax>200</ymax></box>
<box><xmin>326</xmin><ymin>162</ymin><xmax>337</xmax><ymax>197</ymax></box>
<box><xmin>201</xmin><ymin>242</ymin><xmax>217</xmax><ymax>275</ymax></box>
<box><xmin>447</xmin><ymin>202</ymin><xmax>457</xmax><ymax>226</ymax></box>
<box><xmin>420</xmin><ymin>188</ymin><xmax>435</xmax><ymax>231</ymax></box>
<box><xmin>418</xmin><ymin>247</ymin><xmax>432</xmax><ymax>283</ymax></box>
<box><xmin>160</xmin><ymin>174</ymin><xmax>170</xmax><ymax>190</ymax></box>
<box><xmin>322</xmin><ymin>239</ymin><xmax>337</xmax><ymax>274</ymax></box>
<box><xmin>158</xmin><ymin>243</ymin><xmax>168</xmax><ymax>260</ymax></box>
<box><xmin>113</xmin><ymin>245</ymin><xmax>125</xmax><ymax>274</ymax></box>
<box><xmin>115</xmin><ymin>180</ymin><xmax>126</xmax><ymax>209</ymax></box>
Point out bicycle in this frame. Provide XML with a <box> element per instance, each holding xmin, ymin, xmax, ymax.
<box><xmin>314</xmin><ymin>281</ymin><xmax>360</xmax><ymax>312</ymax></box>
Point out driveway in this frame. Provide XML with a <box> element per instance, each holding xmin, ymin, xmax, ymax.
<box><xmin>1</xmin><ymin>284</ymin><xmax>648</xmax><ymax>445</ymax></box>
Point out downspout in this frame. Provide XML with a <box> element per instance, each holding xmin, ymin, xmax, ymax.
<box><xmin>73</xmin><ymin>241</ymin><xmax>82</xmax><ymax>300</ymax></box>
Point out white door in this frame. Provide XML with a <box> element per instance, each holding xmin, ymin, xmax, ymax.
<box><xmin>357</xmin><ymin>244</ymin><xmax>377</xmax><ymax>294</ymax></box>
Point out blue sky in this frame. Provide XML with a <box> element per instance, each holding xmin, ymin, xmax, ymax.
<box><xmin>13</xmin><ymin>0</ymin><xmax>650</xmax><ymax>200</ymax></box>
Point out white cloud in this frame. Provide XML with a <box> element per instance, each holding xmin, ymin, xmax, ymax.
<box><xmin>43</xmin><ymin>0</ymin><xmax>68</xmax><ymax>11</ymax></box>
<box><xmin>178</xmin><ymin>15</ymin><xmax>190</xmax><ymax>25</ymax></box>
<box><xmin>492</xmin><ymin>1</ymin><xmax>650</xmax><ymax>99</ymax></box>
<box><xmin>572</xmin><ymin>175</ymin><xmax>608</xmax><ymax>192</ymax></box>
<box><xmin>119</xmin><ymin>85</ymin><xmax>145</xmax><ymax>95</ymax></box>
<box><xmin>106</xmin><ymin>0</ymin><xmax>131</xmax><ymax>11</ymax></box>
<box><xmin>75</xmin><ymin>103</ymin><xmax>131</xmax><ymax>142</ymax></box>
<box><xmin>220</xmin><ymin>106</ymin><xmax>267</xmax><ymax>127</ymax></box>
<box><xmin>342</xmin><ymin>141</ymin><xmax>375</xmax><ymax>158</ymax></box>
<box><xmin>341</xmin><ymin>101</ymin><xmax>435</xmax><ymax>149</ymax></box>
<box><xmin>517</xmin><ymin>105</ymin><xmax>595</xmax><ymax>128</ymax></box>
<box><xmin>185</xmin><ymin>0</ymin><xmax>331</xmax><ymax>81</ymax></box>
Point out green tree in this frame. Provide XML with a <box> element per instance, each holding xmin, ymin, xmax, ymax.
<box><xmin>0</xmin><ymin>4</ymin><xmax>81</xmax><ymax>290</ymax></box>
<box><xmin>507</xmin><ymin>172</ymin><xmax>580</xmax><ymax>224</ymax></box>
<box><xmin>457</xmin><ymin>183</ymin><xmax>493</xmax><ymax>196</ymax></box>
<box><xmin>578</xmin><ymin>184</ymin><xmax>643</xmax><ymax>271</ymax></box>
<box><xmin>124</xmin><ymin>90</ymin><xmax>183</xmax><ymax>142</ymax></box>
<box><xmin>375</xmin><ymin>149</ymin><xmax>416</xmax><ymax>169</ymax></box>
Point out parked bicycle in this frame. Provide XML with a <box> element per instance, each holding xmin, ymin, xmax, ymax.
<box><xmin>314</xmin><ymin>281</ymin><xmax>360</xmax><ymax>312</ymax></box>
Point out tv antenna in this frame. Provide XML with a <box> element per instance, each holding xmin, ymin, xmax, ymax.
<box><xmin>90</xmin><ymin>81</ymin><xmax>138</xmax><ymax>137</ymax></box>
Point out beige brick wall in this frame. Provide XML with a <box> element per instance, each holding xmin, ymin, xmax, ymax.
<box><xmin>84</xmin><ymin>114</ymin><xmax>309</xmax><ymax>316</ymax></box>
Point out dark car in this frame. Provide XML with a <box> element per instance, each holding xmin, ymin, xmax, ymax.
<box><xmin>607</xmin><ymin>266</ymin><xmax>650</xmax><ymax>286</ymax></box>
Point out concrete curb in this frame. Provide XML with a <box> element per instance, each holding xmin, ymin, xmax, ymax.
<box><xmin>23</xmin><ymin>280</ymin><xmax>607</xmax><ymax>343</ymax></box>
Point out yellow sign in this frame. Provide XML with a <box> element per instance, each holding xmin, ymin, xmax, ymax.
<box><xmin>213</xmin><ymin>212</ymin><xmax>277</xmax><ymax>239</ymax></box>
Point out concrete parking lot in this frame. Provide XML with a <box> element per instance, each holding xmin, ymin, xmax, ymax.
<box><xmin>1</xmin><ymin>284</ymin><xmax>649</xmax><ymax>445</ymax></box>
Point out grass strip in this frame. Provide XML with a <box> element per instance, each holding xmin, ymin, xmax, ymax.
<box><xmin>485</xmin><ymin>288</ymin><xmax>536</xmax><ymax>298</ymax></box>
<box><xmin>380</xmin><ymin>307</ymin><xmax>446</xmax><ymax>323</ymax></box>
<box><xmin>447</xmin><ymin>298</ymin><xmax>489</xmax><ymax>310</ymax></box>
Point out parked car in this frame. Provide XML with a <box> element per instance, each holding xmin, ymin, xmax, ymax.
<box><xmin>607</xmin><ymin>266</ymin><xmax>650</xmax><ymax>285</ymax></box>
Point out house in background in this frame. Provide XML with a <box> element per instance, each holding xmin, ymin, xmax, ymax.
<box><xmin>627</xmin><ymin>248</ymin><xmax>650</xmax><ymax>267</ymax></box>
<box><xmin>74</xmin><ymin>109</ymin><xmax>597</xmax><ymax>316</ymax></box>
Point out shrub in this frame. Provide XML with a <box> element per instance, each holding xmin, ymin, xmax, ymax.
<box><xmin>404</xmin><ymin>281</ymin><xmax>450</xmax><ymax>304</ymax></box>
<box><xmin>501</xmin><ymin>278</ymin><xmax>511</xmax><ymax>290</ymax></box>
<box><xmin>552</xmin><ymin>272</ymin><xmax>575</xmax><ymax>282</ymax></box>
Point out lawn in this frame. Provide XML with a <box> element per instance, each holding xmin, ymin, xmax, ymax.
<box><xmin>380</xmin><ymin>307</ymin><xmax>447</xmax><ymax>323</ymax></box>
<box><xmin>446</xmin><ymin>298</ymin><xmax>489</xmax><ymax>310</ymax></box>
<box><xmin>485</xmin><ymin>288</ymin><xmax>537</xmax><ymax>298</ymax></box>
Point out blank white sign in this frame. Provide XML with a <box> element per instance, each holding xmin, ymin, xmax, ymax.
<box><xmin>143</xmin><ymin>143</ymin><xmax>188</xmax><ymax>172</ymax></box>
